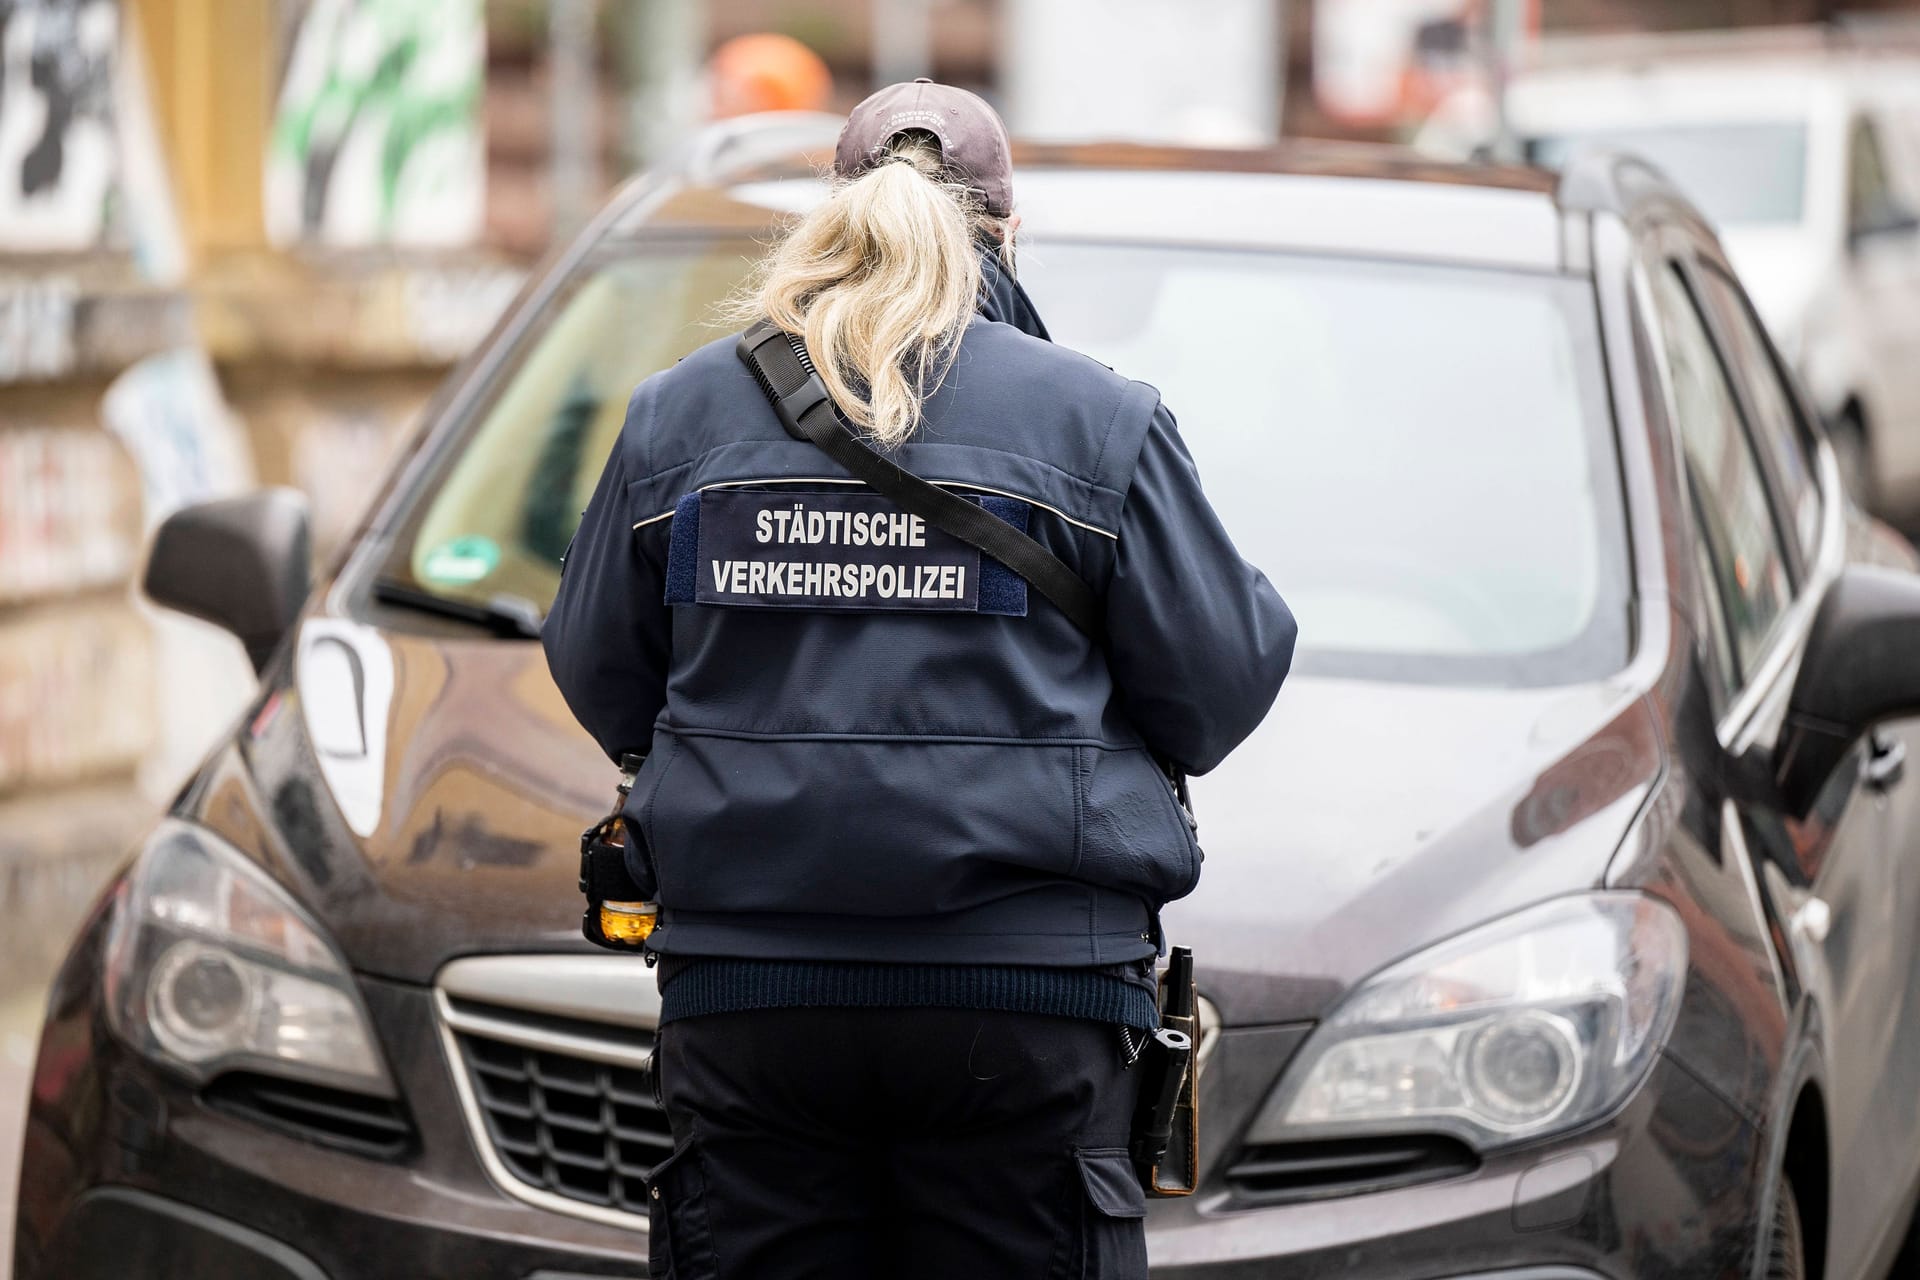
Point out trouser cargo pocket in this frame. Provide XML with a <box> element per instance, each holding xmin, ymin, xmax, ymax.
<box><xmin>647</xmin><ymin>1138</ymin><xmax>718</xmax><ymax>1279</ymax></box>
<box><xmin>1067</xmin><ymin>1147</ymin><xmax>1148</xmax><ymax>1279</ymax></box>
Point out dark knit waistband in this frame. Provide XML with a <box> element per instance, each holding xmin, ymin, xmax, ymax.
<box><xmin>656</xmin><ymin>957</ymin><xmax>1160</xmax><ymax>1031</ymax></box>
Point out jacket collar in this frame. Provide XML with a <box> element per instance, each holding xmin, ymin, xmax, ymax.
<box><xmin>976</xmin><ymin>246</ymin><xmax>1051</xmax><ymax>342</ymax></box>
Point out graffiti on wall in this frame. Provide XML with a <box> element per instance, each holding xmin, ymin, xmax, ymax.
<box><xmin>0</xmin><ymin>0</ymin><xmax>120</xmax><ymax>250</ymax></box>
<box><xmin>101</xmin><ymin>347</ymin><xmax>253</xmax><ymax>526</ymax></box>
<box><xmin>265</xmin><ymin>0</ymin><xmax>484</xmax><ymax>248</ymax></box>
<box><xmin>0</xmin><ymin>274</ymin><xmax>76</xmax><ymax>379</ymax></box>
<box><xmin>0</xmin><ymin>427</ymin><xmax>138</xmax><ymax>604</ymax></box>
<box><xmin>0</xmin><ymin>599</ymin><xmax>153</xmax><ymax>794</ymax></box>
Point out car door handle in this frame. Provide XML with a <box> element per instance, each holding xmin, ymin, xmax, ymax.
<box><xmin>1863</xmin><ymin>732</ymin><xmax>1907</xmax><ymax>790</ymax></box>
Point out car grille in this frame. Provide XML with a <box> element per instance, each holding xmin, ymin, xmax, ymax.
<box><xmin>434</xmin><ymin>961</ymin><xmax>1217</xmax><ymax>1228</ymax></box>
<box><xmin>203</xmin><ymin>1071</ymin><xmax>410</xmax><ymax>1158</ymax></box>
<box><xmin>1224</xmin><ymin>1134</ymin><xmax>1478</xmax><ymax>1205</ymax></box>
<box><xmin>453</xmin><ymin>1014</ymin><xmax>670</xmax><ymax>1215</ymax></box>
<box><xmin>435</xmin><ymin>954</ymin><xmax>670</xmax><ymax>1231</ymax></box>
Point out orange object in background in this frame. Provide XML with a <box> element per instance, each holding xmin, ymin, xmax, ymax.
<box><xmin>709</xmin><ymin>33</ymin><xmax>833</xmax><ymax>118</ymax></box>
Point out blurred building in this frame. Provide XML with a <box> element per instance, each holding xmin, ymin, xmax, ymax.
<box><xmin>0</xmin><ymin>0</ymin><xmax>241</xmax><ymax>982</ymax></box>
<box><xmin>1293</xmin><ymin>0</ymin><xmax>1920</xmax><ymax>137</ymax></box>
<box><xmin>0</xmin><ymin>0</ymin><xmax>528</xmax><ymax>981</ymax></box>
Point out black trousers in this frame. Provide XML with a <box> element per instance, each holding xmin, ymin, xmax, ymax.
<box><xmin>647</xmin><ymin>1006</ymin><xmax>1149</xmax><ymax>1279</ymax></box>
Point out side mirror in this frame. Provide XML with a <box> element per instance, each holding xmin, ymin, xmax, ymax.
<box><xmin>1777</xmin><ymin>566</ymin><xmax>1920</xmax><ymax>817</ymax></box>
<box><xmin>144</xmin><ymin>488</ymin><xmax>312</xmax><ymax>673</ymax></box>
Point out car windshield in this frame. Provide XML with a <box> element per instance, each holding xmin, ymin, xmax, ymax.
<box><xmin>1526</xmin><ymin>122</ymin><xmax>1809</xmax><ymax>226</ymax></box>
<box><xmin>371</xmin><ymin>236</ymin><xmax>1627</xmax><ymax>687</ymax></box>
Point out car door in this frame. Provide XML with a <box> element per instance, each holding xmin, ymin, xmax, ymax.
<box><xmin>1652</xmin><ymin>243</ymin><xmax>1920</xmax><ymax>1279</ymax></box>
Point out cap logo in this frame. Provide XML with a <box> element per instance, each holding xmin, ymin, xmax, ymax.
<box><xmin>879</xmin><ymin>108</ymin><xmax>951</xmax><ymax>144</ymax></box>
<box><xmin>837</xmin><ymin>80</ymin><xmax>1010</xmax><ymax>214</ymax></box>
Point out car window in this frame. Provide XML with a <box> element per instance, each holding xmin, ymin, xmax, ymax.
<box><xmin>1651</xmin><ymin>264</ymin><xmax>1794</xmax><ymax>693</ymax></box>
<box><xmin>1683</xmin><ymin>471</ymin><xmax>1739</xmax><ymax>709</ymax></box>
<box><xmin>1850</xmin><ymin>117</ymin><xmax>1906</xmax><ymax>235</ymax></box>
<box><xmin>1526</xmin><ymin>123</ymin><xmax>1808</xmax><ymax>227</ymax></box>
<box><xmin>390</xmin><ymin>244</ymin><xmax>758</xmax><ymax>612</ymax></box>
<box><xmin>1888</xmin><ymin>108</ymin><xmax>1920</xmax><ymax>198</ymax></box>
<box><xmin>370</xmin><ymin>239</ymin><xmax>1630</xmax><ymax>688</ymax></box>
<box><xmin>1023</xmin><ymin>246</ymin><xmax>1628</xmax><ymax>686</ymax></box>
<box><xmin>1693</xmin><ymin>262</ymin><xmax>1821</xmax><ymax>562</ymax></box>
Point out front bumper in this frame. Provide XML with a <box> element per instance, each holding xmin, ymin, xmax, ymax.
<box><xmin>24</xmin><ymin>1187</ymin><xmax>1610</xmax><ymax>1280</ymax></box>
<box><xmin>33</xmin><ymin>1187</ymin><xmax>327</xmax><ymax>1280</ymax></box>
<box><xmin>1144</xmin><ymin>1027</ymin><xmax>1762</xmax><ymax>1279</ymax></box>
<box><xmin>18</xmin><ymin>926</ymin><xmax>1762</xmax><ymax>1279</ymax></box>
<box><xmin>17</xmin><ymin>943</ymin><xmax>648</xmax><ymax>1280</ymax></box>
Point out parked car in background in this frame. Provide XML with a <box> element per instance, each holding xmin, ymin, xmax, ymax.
<box><xmin>1420</xmin><ymin>33</ymin><xmax>1920</xmax><ymax>524</ymax></box>
<box><xmin>19</xmin><ymin>115</ymin><xmax>1920</xmax><ymax>1278</ymax></box>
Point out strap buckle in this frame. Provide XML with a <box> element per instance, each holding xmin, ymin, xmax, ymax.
<box><xmin>578</xmin><ymin>818</ymin><xmax>610</xmax><ymax>895</ymax></box>
<box><xmin>776</xmin><ymin>374</ymin><xmax>831</xmax><ymax>440</ymax></box>
<box><xmin>741</xmin><ymin>322</ymin><xmax>830</xmax><ymax>441</ymax></box>
<box><xmin>578</xmin><ymin>827</ymin><xmax>595</xmax><ymax>895</ymax></box>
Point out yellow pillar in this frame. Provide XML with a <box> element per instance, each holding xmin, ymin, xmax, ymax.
<box><xmin>128</xmin><ymin>0</ymin><xmax>272</xmax><ymax>255</ymax></box>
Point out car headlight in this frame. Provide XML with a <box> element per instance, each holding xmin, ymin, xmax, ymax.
<box><xmin>102</xmin><ymin>821</ymin><xmax>393</xmax><ymax>1097</ymax></box>
<box><xmin>1247</xmin><ymin>893</ymin><xmax>1685</xmax><ymax>1150</ymax></box>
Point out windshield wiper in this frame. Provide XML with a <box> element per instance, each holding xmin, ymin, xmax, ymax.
<box><xmin>373</xmin><ymin>579</ymin><xmax>544</xmax><ymax>640</ymax></box>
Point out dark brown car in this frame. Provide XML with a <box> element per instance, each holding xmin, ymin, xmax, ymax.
<box><xmin>19</xmin><ymin>116</ymin><xmax>1920</xmax><ymax>1279</ymax></box>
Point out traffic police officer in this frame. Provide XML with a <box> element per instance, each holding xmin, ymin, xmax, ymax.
<box><xmin>543</xmin><ymin>79</ymin><xmax>1295</xmax><ymax>1280</ymax></box>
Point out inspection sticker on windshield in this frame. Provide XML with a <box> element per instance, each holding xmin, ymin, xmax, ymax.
<box><xmin>420</xmin><ymin>535</ymin><xmax>500</xmax><ymax>586</ymax></box>
<box><xmin>663</xmin><ymin>488</ymin><xmax>1028</xmax><ymax>616</ymax></box>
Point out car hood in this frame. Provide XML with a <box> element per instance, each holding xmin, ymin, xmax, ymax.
<box><xmin>1163</xmin><ymin>672</ymin><xmax>1661</xmax><ymax>1023</ymax></box>
<box><xmin>194</xmin><ymin>617</ymin><xmax>613</xmax><ymax>985</ymax></box>
<box><xmin>198</xmin><ymin>620</ymin><xmax>1661</xmax><ymax>1020</ymax></box>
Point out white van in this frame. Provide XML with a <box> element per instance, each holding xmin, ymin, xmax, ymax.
<box><xmin>1421</xmin><ymin>35</ymin><xmax>1920</xmax><ymax>521</ymax></box>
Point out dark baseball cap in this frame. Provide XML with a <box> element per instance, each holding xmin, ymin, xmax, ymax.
<box><xmin>834</xmin><ymin>78</ymin><xmax>1015</xmax><ymax>217</ymax></box>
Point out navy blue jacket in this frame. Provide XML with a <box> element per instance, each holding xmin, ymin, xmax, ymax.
<box><xmin>543</xmin><ymin>262</ymin><xmax>1295</xmax><ymax>968</ymax></box>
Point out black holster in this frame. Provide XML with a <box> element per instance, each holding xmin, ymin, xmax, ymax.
<box><xmin>1131</xmin><ymin>946</ymin><xmax>1199</xmax><ymax>1196</ymax></box>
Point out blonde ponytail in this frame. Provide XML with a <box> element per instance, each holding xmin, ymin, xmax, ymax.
<box><xmin>733</xmin><ymin>134</ymin><xmax>1003</xmax><ymax>448</ymax></box>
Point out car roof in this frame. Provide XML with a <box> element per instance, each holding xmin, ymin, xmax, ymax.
<box><xmin>1514</xmin><ymin>62</ymin><xmax>1833</xmax><ymax>120</ymax></box>
<box><xmin>1504</xmin><ymin>39</ymin><xmax>1920</xmax><ymax>123</ymax></box>
<box><xmin>614</xmin><ymin>125</ymin><xmax>1631</xmax><ymax>276</ymax></box>
<box><xmin>1516</xmin><ymin>23</ymin><xmax>1920</xmax><ymax>81</ymax></box>
<box><xmin>1416</xmin><ymin>31</ymin><xmax>1920</xmax><ymax>159</ymax></box>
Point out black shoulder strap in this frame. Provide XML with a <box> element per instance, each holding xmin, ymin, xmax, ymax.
<box><xmin>736</xmin><ymin>321</ymin><xmax>1105</xmax><ymax>643</ymax></box>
